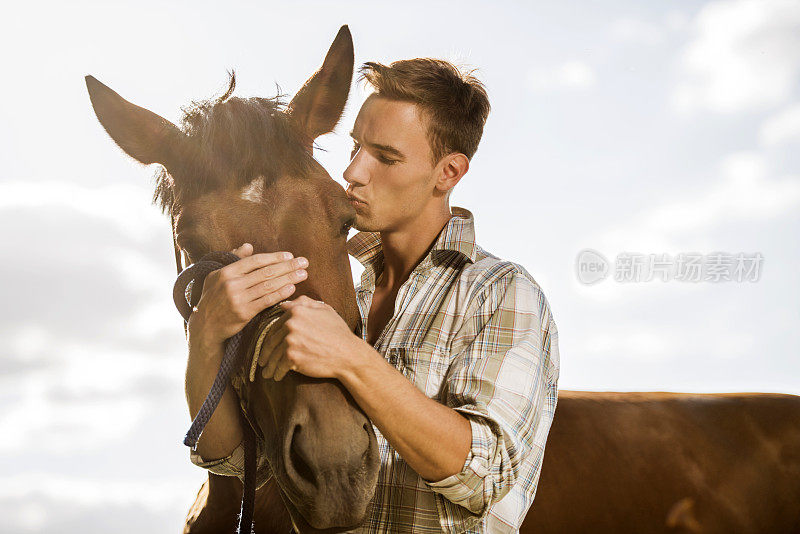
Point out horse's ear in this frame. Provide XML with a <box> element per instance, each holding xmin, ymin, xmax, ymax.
<box><xmin>288</xmin><ymin>25</ymin><xmax>354</xmax><ymax>150</ymax></box>
<box><xmin>85</xmin><ymin>75</ymin><xmax>187</xmax><ymax>171</ymax></box>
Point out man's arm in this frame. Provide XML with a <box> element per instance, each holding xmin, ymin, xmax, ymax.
<box><xmin>184</xmin><ymin>243</ymin><xmax>309</xmax><ymax>463</ymax></box>
<box><xmin>337</xmin><ymin>341</ymin><xmax>473</xmax><ymax>482</ymax></box>
<box><xmin>185</xmin><ymin>315</ymin><xmax>244</xmax><ymax>461</ymax></box>
<box><xmin>418</xmin><ymin>268</ymin><xmax>560</xmax><ymax>518</ymax></box>
<box><xmin>337</xmin><ymin>269</ymin><xmax>558</xmax><ymax>519</ymax></box>
<box><xmin>257</xmin><ymin>267</ymin><xmax>560</xmax><ymax>517</ymax></box>
<box><xmin>257</xmin><ymin>296</ymin><xmax>472</xmax><ymax>481</ymax></box>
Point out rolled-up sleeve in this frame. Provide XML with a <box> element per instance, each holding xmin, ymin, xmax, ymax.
<box><xmin>423</xmin><ymin>268</ymin><xmax>560</xmax><ymax>520</ymax></box>
<box><xmin>189</xmin><ymin>438</ymin><xmax>274</xmax><ymax>490</ymax></box>
<box><xmin>188</xmin><ymin>309</ymin><xmax>285</xmax><ymax>491</ymax></box>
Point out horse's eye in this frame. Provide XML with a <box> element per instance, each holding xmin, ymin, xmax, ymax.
<box><xmin>179</xmin><ymin>237</ymin><xmax>205</xmax><ymax>262</ymax></box>
<box><xmin>341</xmin><ymin>218</ymin><xmax>355</xmax><ymax>234</ymax></box>
<box><xmin>181</xmin><ymin>249</ymin><xmax>193</xmax><ymax>266</ymax></box>
<box><xmin>182</xmin><ymin>248</ymin><xmax>196</xmax><ymax>264</ymax></box>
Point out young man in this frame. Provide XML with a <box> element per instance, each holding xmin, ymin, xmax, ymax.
<box><xmin>187</xmin><ymin>59</ymin><xmax>560</xmax><ymax>533</ymax></box>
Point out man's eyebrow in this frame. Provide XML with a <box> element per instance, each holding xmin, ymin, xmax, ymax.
<box><xmin>349</xmin><ymin>129</ymin><xmax>405</xmax><ymax>159</ymax></box>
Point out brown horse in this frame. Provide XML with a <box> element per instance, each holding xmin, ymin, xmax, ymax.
<box><xmin>86</xmin><ymin>25</ymin><xmax>381</xmax><ymax>533</ymax></box>
<box><xmin>521</xmin><ymin>390</ymin><xmax>800</xmax><ymax>534</ymax></box>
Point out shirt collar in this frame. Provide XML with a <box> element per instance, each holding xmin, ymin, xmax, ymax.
<box><xmin>346</xmin><ymin>206</ymin><xmax>479</xmax><ymax>289</ymax></box>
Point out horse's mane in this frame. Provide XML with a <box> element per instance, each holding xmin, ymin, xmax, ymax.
<box><xmin>152</xmin><ymin>70</ymin><xmax>315</xmax><ymax>218</ymax></box>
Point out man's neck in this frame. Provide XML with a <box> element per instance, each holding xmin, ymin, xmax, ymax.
<box><xmin>378</xmin><ymin>203</ymin><xmax>453</xmax><ymax>290</ymax></box>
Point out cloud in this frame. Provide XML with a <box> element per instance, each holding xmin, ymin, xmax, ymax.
<box><xmin>0</xmin><ymin>181</ymin><xmax>189</xmax><ymax>457</ymax></box>
<box><xmin>595</xmin><ymin>152</ymin><xmax>800</xmax><ymax>251</ymax></box>
<box><xmin>0</xmin><ymin>194</ymin><xmax>179</xmax><ymax>356</ymax></box>
<box><xmin>608</xmin><ymin>11</ymin><xmax>690</xmax><ymax>46</ymax></box>
<box><xmin>0</xmin><ymin>180</ymin><xmax>166</xmax><ymax>243</ymax></box>
<box><xmin>578</xmin><ymin>318</ymin><xmax>756</xmax><ymax>364</ymax></box>
<box><xmin>664</xmin><ymin>10</ymin><xmax>691</xmax><ymax>32</ymax></box>
<box><xmin>527</xmin><ymin>60</ymin><xmax>596</xmax><ymax>92</ymax></box>
<box><xmin>672</xmin><ymin>0</ymin><xmax>800</xmax><ymax>114</ymax></box>
<box><xmin>0</xmin><ymin>474</ymin><xmax>198</xmax><ymax>534</ymax></box>
<box><xmin>0</xmin><ymin>391</ymin><xmax>148</xmax><ymax>455</ymax></box>
<box><xmin>609</xmin><ymin>17</ymin><xmax>666</xmax><ymax>46</ymax></box>
<box><xmin>759</xmin><ymin>102</ymin><xmax>800</xmax><ymax>145</ymax></box>
<box><xmin>580</xmin><ymin>327</ymin><xmax>676</xmax><ymax>363</ymax></box>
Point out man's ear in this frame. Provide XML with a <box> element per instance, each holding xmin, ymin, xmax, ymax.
<box><xmin>435</xmin><ymin>153</ymin><xmax>470</xmax><ymax>193</ymax></box>
<box><xmin>85</xmin><ymin>75</ymin><xmax>188</xmax><ymax>176</ymax></box>
<box><xmin>288</xmin><ymin>25</ymin><xmax>354</xmax><ymax>152</ymax></box>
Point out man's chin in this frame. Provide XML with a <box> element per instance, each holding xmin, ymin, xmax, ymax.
<box><xmin>352</xmin><ymin>217</ymin><xmax>380</xmax><ymax>233</ymax></box>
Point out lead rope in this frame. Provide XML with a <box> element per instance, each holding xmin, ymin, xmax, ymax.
<box><xmin>172</xmin><ymin>249</ymin><xmax>258</xmax><ymax>534</ymax></box>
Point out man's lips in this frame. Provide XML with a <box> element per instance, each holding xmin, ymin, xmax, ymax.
<box><xmin>346</xmin><ymin>193</ymin><xmax>367</xmax><ymax>205</ymax></box>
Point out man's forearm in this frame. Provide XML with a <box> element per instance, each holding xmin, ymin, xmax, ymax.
<box><xmin>185</xmin><ymin>323</ymin><xmax>244</xmax><ymax>461</ymax></box>
<box><xmin>337</xmin><ymin>337</ymin><xmax>472</xmax><ymax>482</ymax></box>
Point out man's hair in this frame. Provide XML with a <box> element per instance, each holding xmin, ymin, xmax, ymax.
<box><xmin>357</xmin><ymin>58</ymin><xmax>491</xmax><ymax>165</ymax></box>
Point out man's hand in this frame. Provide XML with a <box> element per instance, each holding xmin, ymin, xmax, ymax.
<box><xmin>189</xmin><ymin>243</ymin><xmax>309</xmax><ymax>348</ymax></box>
<box><xmin>258</xmin><ymin>295</ymin><xmax>360</xmax><ymax>381</ymax></box>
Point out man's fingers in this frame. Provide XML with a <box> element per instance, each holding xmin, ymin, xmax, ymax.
<box><xmin>244</xmin><ymin>270</ymin><xmax>306</xmax><ymax>302</ymax></box>
<box><xmin>246</xmin><ymin>284</ymin><xmax>296</xmax><ymax>316</ymax></box>
<box><xmin>274</xmin><ymin>358</ymin><xmax>297</xmax><ymax>382</ymax></box>
<box><xmin>241</xmin><ymin>258</ymin><xmax>308</xmax><ymax>292</ymax></box>
<box><xmin>280</xmin><ymin>296</ymin><xmax>325</xmax><ymax>309</ymax></box>
<box><xmin>230</xmin><ymin>242</ymin><xmax>254</xmax><ymax>257</ymax></box>
<box><xmin>225</xmin><ymin>250</ymin><xmax>295</xmax><ymax>276</ymax></box>
<box><xmin>257</xmin><ymin>319</ymin><xmax>289</xmax><ymax>367</ymax></box>
<box><xmin>261</xmin><ymin>337</ymin><xmax>288</xmax><ymax>380</ymax></box>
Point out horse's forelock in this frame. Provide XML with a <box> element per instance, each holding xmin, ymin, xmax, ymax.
<box><xmin>152</xmin><ymin>72</ymin><xmax>315</xmax><ymax>218</ymax></box>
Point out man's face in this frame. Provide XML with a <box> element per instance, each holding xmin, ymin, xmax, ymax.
<box><xmin>343</xmin><ymin>93</ymin><xmax>439</xmax><ymax>232</ymax></box>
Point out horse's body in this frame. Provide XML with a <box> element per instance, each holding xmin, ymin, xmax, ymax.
<box><xmin>184</xmin><ymin>473</ymin><xmax>293</xmax><ymax>533</ymax></box>
<box><xmin>521</xmin><ymin>390</ymin><xmax>800</xmax><ymax>534</ymax></box>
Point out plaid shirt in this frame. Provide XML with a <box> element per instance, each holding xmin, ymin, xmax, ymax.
<box><xmin>190</xmin><ymin>206</ymin><xmax>560</xmax><ymax>534</ymax></box>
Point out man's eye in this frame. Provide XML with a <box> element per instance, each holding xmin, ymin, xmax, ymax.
<box><xmin>351</xmin><ymin>141</ymin><xmax>396</xmax><ymax>165</ymax></box>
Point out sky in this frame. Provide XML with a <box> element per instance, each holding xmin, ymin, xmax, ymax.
<box><xmin>1</xmin><ymin>0</ymin><xmax>798</xmax><ymax>532</ymax></box>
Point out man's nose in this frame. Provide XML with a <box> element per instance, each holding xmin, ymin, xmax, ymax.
<box><xmin>343</xmin><ymin>149</ymin><xmax>369</xmax><ymax>186</ymax></box>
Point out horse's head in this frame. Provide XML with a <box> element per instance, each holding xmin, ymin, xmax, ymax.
<box><xmin>86</xmin><ymin>25</ymin><xmax>380</xmax><ymax>532</ymax></box>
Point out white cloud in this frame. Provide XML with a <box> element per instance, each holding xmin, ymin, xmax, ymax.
<box><xmin>0</xmin><ymin>180</ymin><xmax>166</xmax><ymax>243</ymax></box>
<box><xmin>580</xmin><ymin>328</ymin><xmax>676</xmax><ymax>363</ymax></box>
<box><xmin>9</xmin><ymin>324</ymin><xmax>49</xmax><ymax>359</ymax></box>
<box><xmin>610</xmin><ymin>17</ymin><xmax>665</xmax><ymax>46</ymax></box>
<box><xmin>0</xmin><ymin>473</ymin><xmax>201</xmax><ymax>534</ymax></box>
<box><xmin>576</xmin><ymin>319</ymin><xmax>756</xmax><ymax>364</ymax></box>
<box><xmin>759</xmin><ymin>102</ymin><xmax>800</xmax><ymax>145</ymax></box>
<box><xmin>0</xmin><ymin>336</ymin><xmax>184</xmax><ymax>455</ymax></box>
<box><xmin>0</xmin><ymin>473</ymin><xmax>195</xmax><ymax>511</ymax></box>
<box><xmin>664</xmin><ymin>10</ymin><xmax>691</xmax><ymax>32</ymax></box>
<box><xmin>608</xmin><ymin>11</ymin><xmax>690</xmax><ymax>46</ymax></box>
<box><xmin>673</xmin><ymin>0</ymin><xmax>800</xmax><ymax>114</ymax></box>
<box><xmin>0</xmin><ymin>392</ymin><xmax>147</xmax><ymax>454</ymax></box>
<box><xmin>597</xmin><ymin>152</ymin><xmax>800</xmax><ymax>251</ymax></box>
<box><xmin>528</xmin><ymin>60</ymin><xmax>596</xmax><ymax>92</ymax></box>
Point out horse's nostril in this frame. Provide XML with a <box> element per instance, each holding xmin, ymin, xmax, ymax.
<box><xmin>361</xmin><ymin>423</ymin><xmax>372</xmax><ymax>460</ymax></box>
<box><xmin>289</xmin><ymin>425</ymin><xmax>317</xmax><ymax>489</ymax></box>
